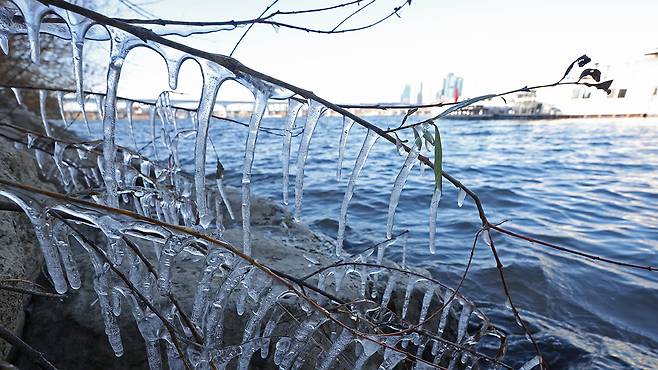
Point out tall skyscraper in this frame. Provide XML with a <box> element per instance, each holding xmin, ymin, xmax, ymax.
<box><xmin>416</xmin><ymin>82</ymin><xmax>423</xmax><ymax>105</ymax></box>
<box><xmin>437</xmin><ymin>73</ymin><xmax>464</xmax><ymax>102</ymax></box>
<box><xmin>400</xmin><ymin>84</ymin><xmax>411</xmax><ymax>104</ymax></box>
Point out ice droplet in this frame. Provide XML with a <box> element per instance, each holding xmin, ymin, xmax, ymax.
<box><xmin>457</xmin><ymin>187</ymin><xmax>467</xmax><ymax>207</ymax></box>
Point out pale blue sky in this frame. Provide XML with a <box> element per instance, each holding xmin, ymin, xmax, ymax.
<box><xmin>113</xmin><ymin>0</ymin><xmax>658</xmax><ymax>103</ymax></box>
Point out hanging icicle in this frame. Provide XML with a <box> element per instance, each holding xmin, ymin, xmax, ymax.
<box><xmin>293</xmin><ymin>100</ymin><xmax>324</xmax><ymax>222</ymax></box>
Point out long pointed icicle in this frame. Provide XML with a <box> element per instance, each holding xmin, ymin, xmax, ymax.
<box><xmin>336</xmin><ymin>117</ymin><xmax>354</xmax><ymax>181</ymax></box>
<box><xmin>194</xmin><ymin>62</ymin><xmax>233</xmax><ymax>228</ymax></box>
<box><xmin>12</xmin><ymin>0</ymin><xmax>49</xmax><ymax>63</ymax></box>
<box><xmin>126</xmin><ymin>100</ymin><xmax>138</xmax><ymax>150</ymax></box>
<box><xmin>386</xmin><ymin>144</ymin><xmax>419</xmax><ymax>239</ymax></box>
<box><xmin>335</xmin><ymin>129</ymin><xmax>379</xmax><ymax>255</ymax></box>
<box><xmin>281</xmin><ymin>99</ymin><xmax>303</xmax><ymax>206</ymax></box>
<box><xmin>56</xmin><ymin>91</ymin><xmax>69</xmax><ymax>127</ymax></box>
<box><xmin>38</xmin><ymin>90</ymin><xmax>53</xmax><ymax>137</ymax></box>
<box><xmin>242</xmin><ymin>89</ymin><xmax>270</xmax><ymax>255</ymax></box>
<box><xmin>428</xmin><ymin>187</ymin><xmax>442</xmax><ymax>254</ymax></box>
<box><xmin>293</xmin><ymin>100</ymin><xmax>324</xmax><ymax>221</ymax></box>
<box><xmin>52</xmin><ymin>7</ymin><xmax>94</xmax><ymax>126</ymax></box>
<box><xmin>101</xmin><ymin>28</ymin><xmax>141</xmax><ymax>207</ymax></box>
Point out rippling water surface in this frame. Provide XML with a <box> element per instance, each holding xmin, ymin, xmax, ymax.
<box><xmin>77</xmin><ymin>115</ymin><xmax>658</xmax><ymax>369</ymax></box>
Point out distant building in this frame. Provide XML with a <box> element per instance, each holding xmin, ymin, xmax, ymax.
<box><xmin>416</xmin><ymin>82</ymin><xmax>423</xmax><ymax>105</ymax></box>
<box><xmin>437</xmin><ymin>73</ymin><xmax>464</xmax><ymax>102</ymax></box>
<box><xmin>400</xmin><ymin>84</ymin><xmax>411</xmax><ymax>104</ymax></box>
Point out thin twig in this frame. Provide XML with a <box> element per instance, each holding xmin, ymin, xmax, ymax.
<box><xmin>0</xmin><ymin>323</ymin><xmax>58</xmax><ymax>370</ymax></box>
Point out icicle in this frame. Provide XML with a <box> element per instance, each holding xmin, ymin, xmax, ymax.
<box><xmin>194</xmin><ymin>62</ymin><xmax>233</xmax><ymax>229</ymax></box>
<box><xmin>157</xmin><ymin>234</ymin><xmax>193</xmax><ymax>294</ymax></box>
<box><xmin>274</xmin><ymin>338</ymin><xmax>291</xmax><ymax>366</ymax></box>
<box><xmin>26</xmin><ymin>133</ymin><xmax>36</xmax><ymax>149</ymax></box>
<box><xmin>438</xmin><ymin>289</ymin><xmax>453</xmax><ymax>336</ymax></box>
<box><xmin>95</xmin><ymin>94</ymin><xmax>105</xmax><ymax>121</ymax></box>
<box><xmin>353</xmin><ymin>337</ymin><xmax>382</xmax><ymax>370</ymax></box>
<box><xmin>376</xmin><ymin>238</ymin><xmax>395</xmax><ymax>265</ymax></box>
<box><xmin>12</xmin><ymin>0</ymin><xmax>49</xmax><ymax>63</ymax></box>
<box><xmin>55</xmin><ymin>91</ymin><xmax>69</xmax><ymax>127</ymax></box>
<box><xmin>380</xmin><ymin>345</ymin><xmax>408</xmax><ymax>370</ymax></box>
<box><xmin>237</xmin><ymin>289</ymin><xmax>279</xmax><ymax>370</ymax></box>
<box><xmin>0</xmin><ymin>32</ymin><xmax>7</xmax><ymax>55</ymax></box>
<box><xmin>153</xmin><ymin>44</ymin><xmax>189</xmax><ymax>90</ymax></box>
<box><xmin>401</xmin><ymin>233</ymin><xmax>408</xmax><ymax>269</ymax></box>
<box><xmin>0</xmin><ymin>191</ymin><xmax>67</xmax><ymax>294</ymax></box>
<box><xmin>336</xmin><ymin>117</ymin><xmax>355</xmax><ymax>181</ymax></box>
<box><xmin>457</xmin><ymin>300</ymin><xmax>473</xmax><ymax>343</ymax></box>
<box><xmin>277</xmin><ymin>313</ymin><xmax>328</xmax><ymax>369</ymax></box>
<box><xmin>51</xmin><ymin>221</ymin><xmax>81</xmax><ymax>290</ymax></box>
<box><xmin>69</xmin><ymin>233</ymin><xmax>124</xmax><ymax>356</ymax></box>
<box><xmin>317</xmin><ymin>329</ymin><xmax>353</xmax><ymax>370</ymax></box>
<box><xmin>125</xmin><ymin>100</ymin><xmax>138</xmax><ymax>150</ymax></box>
<box><xmin>386</xmin><ymin>145</ymin><xmax>419</xmax><ymax>239</ymax></box>
<box><xmin>519</xmin><ymin>355</ymin><xmax>542</xmax><ymax>370</ymax></box>
<box><xmin>215</xmin><ymin>165</ymin><xmax>235</xmax><ymax>220</ymax></box>
<box><xmin>402</xmin><ymin>279</ymin><xmax>424</xmax><ymax>319</ymax></box>
<box><xmin>457</xmin><ymin>187</ymin><xmax>467</xmax><ymax>207</ymax></box>
<box><xmin>293</xmin><ymin>100</ymin><xmax>324</xmax><ymax>222</ymax></box>
<box><xmin>38</xmin><ymin>90</ymin><xmax>53</xmax><ymax>137</ymax></box>
<box><xmin>241</xmin><ymin>89</ymin><xmax>270</xmax><ymax>255</ymax></box>
<box><xmin>53</xmin><ymin>141</ymin><xmax>70</xmax><ymax>186</ymax></box>
<box><xmin>204</xmin><ymin>263</ymin><xmax>250</xmax><ymax>349</ymax></box>
<box><xmin>428</xmin><ymin>187</ymin><xmax>442</xmax><ymax>254</ymax></box>
<box><xmin>10</xmin><ymin>88</ymin><xmax>23</xmax><ymax>106</ymax></box>
<box><xmin>281</xmin><ymin>99</ymin><xmax>303</xmax><ymax>205</ymax></box>
<box><xmin>102</xmin><ymin>28</ymin><xmax>142</xmax><ymax>207</ymax></box>
<box><xmin>335</xmin><ymin>129</ymin><xmax>379</xmax><ymax>255</ymax></box>
<box><xmin>51</xmin><ymin>7</ymin><xmax>95</xmax><ymax>127</ymax></box>
<box><xmin>261</xmin><ymin>310</ymin><xmax>284</xmax><ymax>359</ymax></box>
<box><xmin>190</xmin><ymin>248</ymin><xmax>226</xmax><ymax>326</ymax></box>
<box><xmin>418</xmin><ymin>283</ymin><xmax>435</xmax><ymax>324</ymax></box>
<box><xmin>381</xmin><ymin>273</ymin><xmax>397</xmax><ymax>308</ymax></box>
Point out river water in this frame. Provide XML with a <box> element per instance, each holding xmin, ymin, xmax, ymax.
<box><xmin>74</xmin><ymin>114</ymin><xmax>658</xmax><ymax>369</ymax></box>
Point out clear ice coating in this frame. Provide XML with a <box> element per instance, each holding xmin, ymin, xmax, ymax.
<box><xmin>386</xmin><ymin>144</ymin><xmax>419</xmax><ymax>239</ymax></box>
<box><xmin>428</xmin><ymin>187</ymin><xmax>442</xmax><ymax>254</ymax></box>
<box><xmin>281</xmin><ymin>99</ymin><xmax>303</xmax><ymax>205</ymax></box>
<box><xmin>241</xmin><ymin>89</ymin><xmax>270</xmax><ymax>255</ymax></box>
<box><xmin>1</xmin><ymin>3</ymin><xmax>504</xmax><ymax>366</ymax></box>
<box><xmin>336</xmin><ymin>116</ymin><xmax>355</xmax><ymax>181</ymax></box>
<box><xmin>194</xmin><ymin>61</ymin><xmax>233</xmax><ymax>229</ymax></box>
<box><xmin>293</xmin><ymin>100</ymin><xmax>324</xmax><ymax>222</ymax></box>
<box><xmin>335</xmin><ymin>129</ymin><xmax>379</xmax><ymax>255</ymax></box>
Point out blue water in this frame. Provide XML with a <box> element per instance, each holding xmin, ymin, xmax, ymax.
<box><xmin>73</xmin><ymin>115</ymin><xmax>658</xmax><ymax>369</ymax></box>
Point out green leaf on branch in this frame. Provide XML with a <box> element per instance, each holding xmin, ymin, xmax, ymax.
<box><xmin>434</xmin><ymin>124</ymin><xmax>442</xmax><ymax>191</ymax></box>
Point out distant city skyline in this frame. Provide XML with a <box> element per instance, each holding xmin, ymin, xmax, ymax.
<box><xmin>110</xmin><ymin>0</ymin><xmax>658</xmax><ymax>104</ymax></box>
